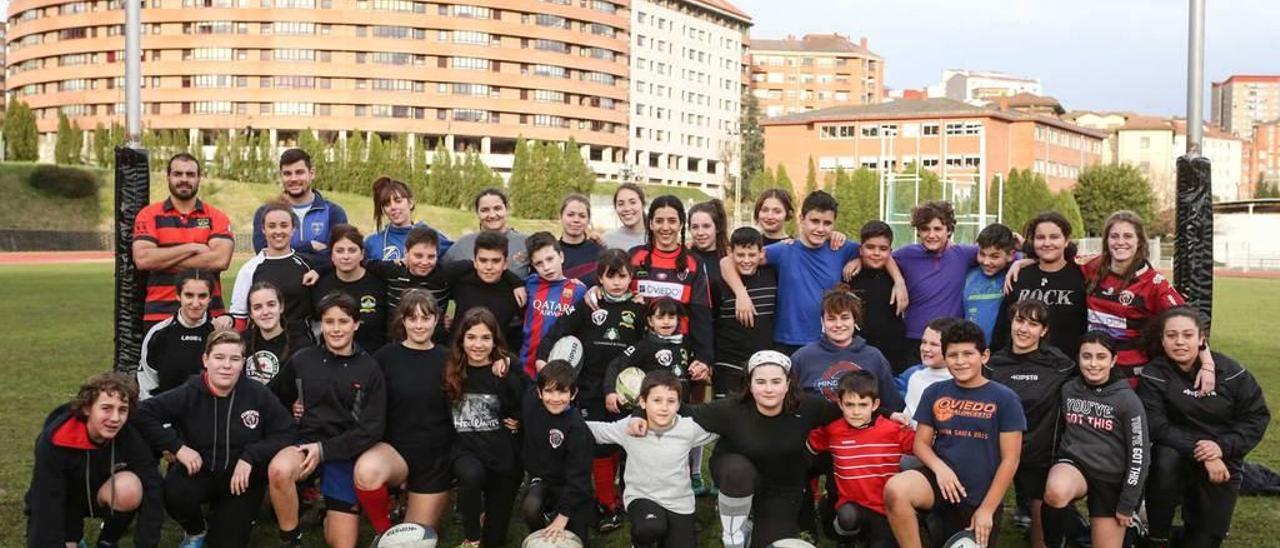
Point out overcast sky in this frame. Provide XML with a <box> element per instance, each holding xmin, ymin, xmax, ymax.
<box><xmin>733</xmin><ymin>0</ymin><xmax>1277</xmax><ymax>117</ymax></box>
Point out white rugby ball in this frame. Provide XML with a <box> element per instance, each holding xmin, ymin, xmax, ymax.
<box><xmin>769</xmin><ymin>539</ymin><xmax>817</xmax><ymax>548</ymax></box>
<box><xmin>521</xmin><ymin>528</ymin><xmax>585</xmax><ymax>548</ymax></box>
<box><xmin>372</xmin><ymin>523</ymin><xmax>438</xmax><ymax>548</ymax></box>
<box><xmin>615</xmin><ymin>366</ymin><xmax>646</xmax><ymax>407</ymax></box>
<box><xmin>547</xmin><ymin>335</ymin><xmax>585</xmax><ymax>371</ymax></box>
<box><xmin>941</xmin><ymin>530</ymin><xmax>981</xmax><ymax>548</ymax></box>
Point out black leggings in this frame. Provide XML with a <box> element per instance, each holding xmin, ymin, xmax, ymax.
<box><xmin>834</xmin><ymin>502</ymin><xmax>896</xmax><ymax>548</ymax></box>
<box><xmin>1146</xmin><ymin>444</ymin><xmax>1239</xmax><ymax>548</ymax></box>
<box><xmin>453</xmin><ymin>455</ymin><xmax>522</xmax><ymax>546</ymax></box>
<box><xmin>627</xmin><ymin>498</ymin><xmax>696</xmax><ymax>548</ymax></box>
<box><xmin>165</xmin><ymin>465</ymin><xmax>267</xmax><ymax>547</ymax></box>
<box><xmin>521</xmin><ymin>480</ymin><xmax>594</xmax><ymax>546</ymax></box>
<box><xmin>711</xmin><ymin>452</ymin><xmax>805</xmax><ymax>548</ymax></box>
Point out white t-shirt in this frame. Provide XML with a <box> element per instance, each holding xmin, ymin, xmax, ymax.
<box><xmin>903</xmin><ymin>366</ymin><xmax>954</xmax><ymax>428</ymax></box>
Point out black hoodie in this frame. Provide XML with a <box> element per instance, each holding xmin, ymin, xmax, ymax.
<box><xmin>985</xmin><ymin>345</ymin><xmax>1076</xmax><ymax>466</ymax></box>
<box><xmin>269</xmin><ymin>345</ymin><xmax>387</xmax><ymax>462</ymax></box>
<box><xmin>1059</xmin><ymin>375</ymin><xmax>1150</xmax><ymax>515</ymax></box>
<box><xmin>522</xmin><ymin>395</ymin><xmax>595</xmax><ymax>517</ymax></box>
<box><xmin>134</xmin><ymin>374</ymin><xmax>295</xmax><ymax>471</ymax></box>
<box><xmin>1138</xmin><ymin>352</ymin><xmax>1270</xmax><ymax>471</ymax></box>
<box><xmin>25</xmin><ymin>404</ymin><xmax>164</xmax><ymax>548</ymax></box>
<box><xmin>603</xmin><ymin>331</ymin><xmax>692</xmax><ymax>398</ymax></box>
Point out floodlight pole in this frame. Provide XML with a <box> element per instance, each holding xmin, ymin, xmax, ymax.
<box><xmin>125</xmin><ymin>0</ymin><xmax>142</xmax><ymax>148</ymax></box>
<box><xmin>1185</xmin><ymin>0</ymin><xmax>1205</xmax><ymax>157</ymax></box>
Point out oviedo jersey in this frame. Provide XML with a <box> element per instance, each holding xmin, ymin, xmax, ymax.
<box><xmin>628</xmin><ymin>246</ymin><xmax>714</xmax><ymax>363</ymax></box>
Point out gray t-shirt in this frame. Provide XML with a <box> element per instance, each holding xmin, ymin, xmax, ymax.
<box><xmin>442</xmin><ymin>228</ymin><xmax>529</xmax><ymax>278</ymax></box>
<box><xmin>602</xmin><ymin>227</ymin><xmax>646</xmax><ymax>252</ymax></box>
<box><xmin>587</xmin><ymin>417</ymin><xmax>717</xmax><ymax>514</ymax></box>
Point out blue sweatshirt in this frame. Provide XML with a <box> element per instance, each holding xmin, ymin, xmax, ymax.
<box><xmin>252</xmin><ymin>190</ymin><xmax>348</xmax><ymax>267</ymax></box>
<box><xmin>363</xmin><ymin>221</ymin><xmax>454</xmax><ymax>261</ymax></box>
<box><xmin>963</xmin><ymin>265</ymin><xmax>1007</xmax><ymax>346</ymax></box>
<box><xmin>789</xmin><ymin>335</ymin><xmax>903</xmax><ymax>412</ymax></box>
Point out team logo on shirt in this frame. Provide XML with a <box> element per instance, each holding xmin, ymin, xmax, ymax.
<box><xmin>310</xmin><ymin>221</ymin><xmax>325</xmax><ymax>237</ymax></box>
<box><xmin>656</xmin><ymin>349</ymin><xmax>673</xmax><ymax>367</ymax></box>
<box><xmin>548</xmin><ymin>428</ymin><xmax>565</xmax><ymax>449</ymax></box>
<box><xmin>240</xmin><ymin>410</ymin><xmax>260</xmax><ymax>429</ymax></box>
<box><xmin>1119</xmin><ymin>290</ymin><xmax>1135</xmax><ymax>306</ymax></box>
<box><xmin>604</xmin><ymin>328</ymin><xmax>619</xmax><ymax>341</ymax></box>
<box><xmin>619</xmin><ymin>311</ymin><xmax>637</xmax><ymax>330</ymax></box>
<box><xmin>656</xmin><ymin>272</ymin><xmax>669</xmax><ymax>280</ymax></box>
<box><xmin>932</xmin><ymin>397</ymin><xmax>998</xmax><ymax>422</ymax></box>
<box><xmin>195</xmin><ymin>217</ymin><xmax>212</xmax><ymax>229</ymax></box>
<box><xmin>816</xmin><ymin>361</ymin><xmax>862</xmax><ymax>403</ymax></box>
<box><xmin>592</xmin><ymin>309</ymin><xmax>609</xmax><ymax>326</ymax></box>
<box><xmin>248</xmin><ymin>351</ymin><xmax>281</xmax><ymax>384</ymax></box>
<box><xmin>360</xmin><ymin>295</ymin><xmax>377</xmax><ymax>314</ymax></box>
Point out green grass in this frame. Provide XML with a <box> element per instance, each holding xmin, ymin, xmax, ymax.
<box><xmin>0</xmin><ymin>265</ymin><xmax>1276</xmax><ymax>546</ymax></box>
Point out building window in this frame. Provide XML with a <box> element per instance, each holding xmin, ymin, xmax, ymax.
<box><xmin>923</xmin><ymin>123</ymin><xmax>940</xmax><ymax>136</ymax></box>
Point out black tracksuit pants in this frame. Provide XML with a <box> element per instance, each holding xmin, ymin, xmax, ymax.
<box><xmin>164</xmin><ymin>465</ymin><xmax>268</xmax><ymax>547</ymax></box>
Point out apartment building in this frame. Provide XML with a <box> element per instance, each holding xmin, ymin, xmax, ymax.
<box><xmin>748</xmin><ymin>33</ymin><xmax>882</xmax><ymax>118</ymax></box>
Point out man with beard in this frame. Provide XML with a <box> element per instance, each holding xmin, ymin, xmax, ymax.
<box><xmin>252</xmin><ymin>148</ymin><xmax>348</xmax><ymax>266</ymax></box>
<box><xmin>133</xmin><ymin>153</ymin><xmax>234</xmax><ymax>329</ymax></box>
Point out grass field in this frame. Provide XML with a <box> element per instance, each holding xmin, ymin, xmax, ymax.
<box><xmin>0</xmin><ymin>263</ymin><xmax>1276</xmax><ymax>546</ymax></box>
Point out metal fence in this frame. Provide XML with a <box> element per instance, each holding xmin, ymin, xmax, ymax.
<box><xmin>0</xmin><ymin>229</ymin><xmax>258</xmax><ymax>252</ymax></box>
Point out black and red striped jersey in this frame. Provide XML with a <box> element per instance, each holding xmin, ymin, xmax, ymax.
<box><xmin>1083</xmin><ymin>258</ymin><xmax>1184</xmax><ymax>377</ymax></box>
<box><xmin>133</xmin><ymin>198</ymin><xmax>233</xmax><ymax>322</ymax></box>
<box><xmin>628</xmin><ymin>246</ymin><xmax>713</xmax><ymax>364</ymax></box>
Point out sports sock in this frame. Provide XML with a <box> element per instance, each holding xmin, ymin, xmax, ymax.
<box><xmin>98</xmin><ymin>511</ymin><xmax>135</xmax><ymax>543</ymax></box>
<box><xmin>355</xmin><ymin>485</ymin><xmax>393</xmax><ymax>533</ymax></box>
<box><xmin>718</xmin><ymin>492</ymin><xmax>753</xmax><ymax>548</ymax></box>
<box><xmin>592</xmin><ymin>454</ymin><xmax>620</xmax><ymax>508</ymax></box>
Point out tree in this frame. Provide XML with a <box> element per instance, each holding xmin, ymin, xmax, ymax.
<box><xmin>1074</xmin><ymin>165</ymin><xmax>1156</xmax><ymax>236</ymax></box>
<box><xmin>804</xmin><ymin>156</ymin><xmax>819</xmax><ymax>194</ymax></box>
<box><xmin>774</xmin><ymin>163</ymin><xmax>794</xmax><ymax>197</ymax></box>
<box><xmin>4</xmin><ymin>100</ymin><xmax>39</xmax><ymax>161</ymax></box>
<box><xmin>211</xmin><ymin>132</ymin><xmax>230</xmax><ymax>179</ymax></box>
<box><xmin>832</xmin><ymin>167</ymin><xmax>880</xmax><ymax>236</ymax></box>
<box><xmin>54</xmin><ymin>113</ymin><xmax>79</xmax><ymax>164</ymax></box>
<box><xmin>255</xmin><ymin>133</ymin><xmax>273</xmax><ymax>184</ymax></box>
<box><xmin>560</xmin><ymin>136</ymin><xmax>596</xmax><ymax>196</ymax></box>
<box><xmin>739</xmin><ymin>91</ymin><xmax>764</xmax><ymax>190</ymax></box>
<box><xmin>425</xmin><ymin>141</ymin><xmax>457</xmax><ymax>208</ymax></box>
<box><xmin>1051</xmin><ymin>190</ymin><xmax>1086</xmax><ymax>239</ymax></box>
<box><xmin>989</xmin><ymin>168</ymin><xmax>1053</xmax><ymax>235</ymax></box>
<box><xmin>345</xmin><ymin>131</ymin><xmax>368</xmax><ymax>194</ymax></box>
<box><xmin>1257</xmin><ymin>181</ymin><xmax>1280</xmax><ymax>199</ymax></box>
<box><xmin>92</xmin><ymin>124</ymin><xmax>109</xmax><ymax>167</ymax></box>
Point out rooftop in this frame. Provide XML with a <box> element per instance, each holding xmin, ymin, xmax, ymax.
<box><xmin>689</xmin><ymin>0</ymin><xmax>751</xmax><ymax>21</ymax></box>
<box><xmin>1214</xmin><ymin>75</ymin><xmax>1280</xmax><ymax>86</ymax></box>
<box><xmin>750</xmin><ymin>33</ymin><xmax>878</xmax><ymax>57</ymax></box>
<box><xmin>762</xmin><ymin>97</ymin><xmax>1108</xmax><ymax>138</ymax></box>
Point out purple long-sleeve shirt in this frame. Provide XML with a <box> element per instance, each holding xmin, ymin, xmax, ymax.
<box><xmin>893</xmin><ymin>243</ymin><xmax>980</xmax><ymax>338</ymax></box>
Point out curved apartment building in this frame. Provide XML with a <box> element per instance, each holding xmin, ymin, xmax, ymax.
<box><xmin>5</xmin><ymin>0</ymin><xmax>631</xmax><ymax>172</ymax></box>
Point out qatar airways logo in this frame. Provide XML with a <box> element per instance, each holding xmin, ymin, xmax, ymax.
<box><xmin>533</xmin><ymin>299</ymin><xmax>574</xmax><ymax>317</ymax></box>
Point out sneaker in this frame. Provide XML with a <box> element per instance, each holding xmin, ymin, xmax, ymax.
<box><xmin>598</xmin><ymin>504</ymin><xmax>624</xmax><ymax>533</ymax></box>
<box><xmin>178</xmin><ymin>532</ymin><xmax>206</xmax><ymax>548</ymax></box>
<box><xmin>457</xmin><ymin>541</ymin><xmax>481</xmax><ymax>548</ymax></box>
<box><xmin>691</xmin><ymin>474</ymin><xmax>709</xmax><ymax>496</ymax></box>
<box><xmin>1013</xmin><ymin>503</ymin><xmax>1032</xmax><ymax>532</ymax></box>
<box><xmin>279</xmin><ymin>530</ymin><xmax>303</xmax><ymax>548</ymax></box>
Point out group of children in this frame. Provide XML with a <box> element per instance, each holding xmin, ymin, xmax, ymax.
<box><xmin>26</xmin><ymin>153</ymin><xmax>1271</xmax><ymax>548</ymax></box>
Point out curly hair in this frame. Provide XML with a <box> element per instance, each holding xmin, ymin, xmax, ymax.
<box><xmin>71</xmin><ymin>372</ymin><xmax>139</xmax><ymax>419</ymax></box>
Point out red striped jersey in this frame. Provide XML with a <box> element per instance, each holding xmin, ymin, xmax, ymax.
<box><xmin>628</xmin><ymin>246</ymin><xmax>714</xmax><ymax>363</ymax></box>
<box><xmin>807</xmin><ymin>415</ymin><xmax>915</xmax><ymax>515</ymax></box>
<box><xmin>133</xmin><ymin>199</ymin><xmax>233</xmax><ymax>322</ymax></box>
<box><xmin>1082</xmin><ymin>258</ymin><xmax>1185</xmax><ymax>379</ymax></box>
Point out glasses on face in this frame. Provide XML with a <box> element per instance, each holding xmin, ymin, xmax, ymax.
<box><xmin>169</xmin><ymin>171</ymin><xmax>199</xmax><ymax>178</ymax></box>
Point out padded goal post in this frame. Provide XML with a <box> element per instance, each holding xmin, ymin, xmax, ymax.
<box><xmin>113</xmin><ymin>146</ymin><xmax>150</xmax><ymax>372</ymax></box>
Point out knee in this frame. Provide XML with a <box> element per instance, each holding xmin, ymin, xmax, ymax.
<box><xmin>267</xmin><ymin>451</ymin><xmax>297</xmax><ymax>486</ymax></box>
<box><xmin>713</xmin><ymin>454</ymin><xmax>757</xmax><ymax>496</ymax></box>
<box><xmin>453</xmin><ymin>459</ymin><xmax>485</xmax><ymax>488</ymax></box>
<box><xmin>353</xmin><ymin>460</ymin><xmax>385</xmax><ymax>491</ymax></box>
<box><xmin>1042</xmin><ymin>479</ymin><xmax>1073</xmax><ymax>508</ymax></box>
<box><xmin>835</xmin><ymin>503</ymin><xmax>861</xmax><ymax>534</ymax></box>
<box><xmin>103</xmin><ymin>471</ymin><xmax>143</xmax><ymax>512</ymax></box>
<box><xmin>521</xmin><ymin>485</ymin><xmax>546</xmax><ymax>523</ymax></box>
<box><xmin>629</xmin><ymin>515</ymin><xmax>664</xmax><ymax>544</ymax></box>
<box><xmin>883</xmin><ymin>475</ymin><xmax>914</xmax><ymax>513</ymax></box>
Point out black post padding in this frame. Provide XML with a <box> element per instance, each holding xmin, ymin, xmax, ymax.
<box><xmin>114</xmin><ymin>146</ymin><xmax>150</xmax><ymax>371</ymax></box>
<box><xmin>1174</xmin><ymin>155</ymin><xmax>1213</xmax><ymax>327</ymax></box>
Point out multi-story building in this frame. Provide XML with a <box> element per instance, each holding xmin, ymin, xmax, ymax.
<box><xmin>927</xmin><ymin>69</ymin><xmax>1042</xmax><ymax>106</ymax></box>
<box><xmin>626</xmin><ymin>0</ymin><xmax>748</xmax><ymax>191</ymax></box>
<box><xmin>747</xmin><ymin>33</ymin><xmax>883</xmax><ymax>118</ymax></box>
<box><xmin>1211</xmin><ymin>75</ymin><xmax>1280</xmax><ymax>140</ymax></box>
<box><xmin>761</xmin><ymin>98</ymin><xmax>1105</xmax><ymax>202</ymax></box>
<box><xmin>0</xmin><ymin>24</ymin><xmax>7</xmax><ymax>106</ymax></box>
<box><xmin>1067</xmin><ymin>112</ymin><xmax>1245</xmax><ymax>204</ymax></box>
<box><xmin>4</xmin><ymin>0</ymin><xmax>632</xmax><ymax>176</ymax></box>
<box><xmin>1246</xmin><ymin>119</ymin><xmax>1280</xmax><ymax>194</ymax></box>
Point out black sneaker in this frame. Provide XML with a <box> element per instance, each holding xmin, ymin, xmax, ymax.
<box><xmin>597</xmin><ymin>504</ymin><xmax>624</xmax><ymax>533</ymax></box>
<box><xmin>279</xmin><ymin>530</ymin><xmax>303</xmax><ymax>548</ymax></box>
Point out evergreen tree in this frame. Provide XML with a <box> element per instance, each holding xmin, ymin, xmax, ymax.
<box><xmin>739</xmin><ymin>90</ymin><xmax>764</xmax><ymax>190</ymax></box>
<box><xmin>834</xmin><ymin>167</ymin><xmax>880</xmax><ymax>235</ymax></box>
<box><xmin>410</xmin><ymin>135</ymin><xmax>430</xmax><ymax>198</ymax></box>
<box><xmin>366</xmin><ymin>133</ymin><xmax>388</xmax><ymax>191</ymax></box>
<box><xmin>3</xmin><ymin>100</ymin><xmax>39</xmax><ymax>161</ymax></box>
<box><xmin>426</xmin><ymin>141</ymin><xmax>455</xmax><ymax>208</ymax></box>
<box><xmin>92</xmin><ymin>124</ymin><xmax>109</xmax><ymax>167</ymax></box>
<box><xmin>560</xmin><ymin>136</ymin><xmax>597</xmax><ymax>195</ymax></box>
<box><xmin>746</xmin><ymin>166</ymin><xmax>775</xmax><ymax>202</ymax></box>
<box><xmin>1052</xmin><ymin>190</ymin><xmax>1087</xmax><ymax>238</ymax></box>
<box><xmin>174</xmin><ymin>129</ymin><xmax>190</xmax><ymax>153</ymax></box>
<box><xmin>989</xmin><ymin>168</ymin><xmax>1054</xmax><ymax>235</ymax></box>
<box><xmin>256</xmin><ymin>133</ymin><xmax>273</xmax><ymax>184</ymax></box>
<box><xmin>54</xmin><ymin>113</ymin><xmax>76</xmax><ymax>164</ymax></box>
<box><xmin>211</xmin><ymin>132</ymin><xmax>230</xmax><ymax>179</ymax></box>
<box><xmin>774</xmin><ymin>163</ymin><xmax>793</xmax><ymax>197</ymax></box>
<box><xmin>508</xmin><ymin>137</ymin><xmax>532</xmax><ymax>211</ymax></box>
<box><xmin>345</xmin><ymin>131</ymin><xmax>368</xmax><ymax>194</ymax></box>
<box><xmin>805</xmin><ymin>156</ymin><xmax>819</xmax><ymax>194</ymax></box>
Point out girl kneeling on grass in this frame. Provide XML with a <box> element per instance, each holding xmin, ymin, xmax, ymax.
<box><xmin>588</xmin><ymin>370</ymin><xmax>719</xmax><ymax>547</ymax></box>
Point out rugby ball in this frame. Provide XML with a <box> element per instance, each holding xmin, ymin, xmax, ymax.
<box><xmin>940</xmin><ymin>530</ymin><xmax>980</xmax><ymax>548</ymax></box>
<box><xmin>547</xmin><ymin>335</ymin><xmax>585</xmax><ymax>373</ymax></box>
<box><xmin>372</xmin><ymin>522</ymin><xmax>438</xmax><ymax>548</ymax></box>
<box><xmin>768</xmin><ymin>539</ymin><xmax>817</xmax><ymax>548</ymax></box>
<box><xmin>520</xmin><ymin>528</ymin><xmax>585</xmax><ymax>548</ymax></box>
<box><xmin>615</xmin><ymin>367</ymin><xmax>646</xmax><ymax>407</ymax></box>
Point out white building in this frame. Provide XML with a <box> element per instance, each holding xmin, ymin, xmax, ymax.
<box><xmin>628</xmin><ymin>0</ymin><xmax>750</xmax><ymax>193</ymax></box>
<box><xmin>1067</xmin><ymin>112</ymin><xmax>1246</xmax><ymax>206</ymax></box>
<box><xmin>927</xmin><ymin>69</ymin><xmax>1043</xmax><ymax>106</ymax></box>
